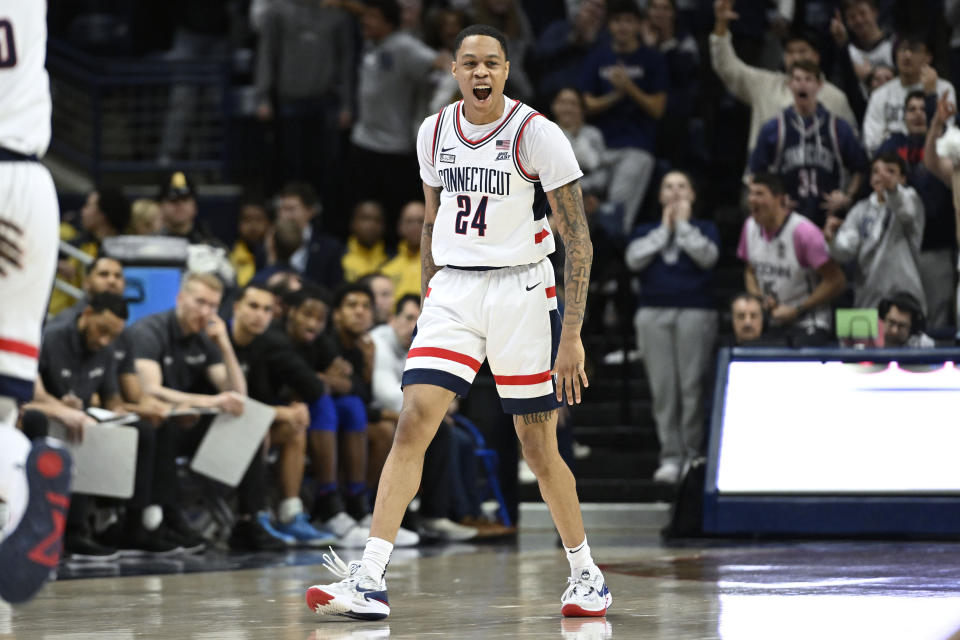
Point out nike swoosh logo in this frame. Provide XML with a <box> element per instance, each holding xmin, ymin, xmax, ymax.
<box><xmin>525</xmin><ymin>282</ymin><xmax>541</xmax><ymax>291</ymax></box>
<box><xmin>441</xmin><ymin>146</ymin><xmax>456</xmax><ymax>152</ymax></box>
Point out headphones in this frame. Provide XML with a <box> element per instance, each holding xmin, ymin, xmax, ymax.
<box><xmin>878</xmin><ymin>293</ymin><xmax>926</xmax><ymax>334</ymax></box>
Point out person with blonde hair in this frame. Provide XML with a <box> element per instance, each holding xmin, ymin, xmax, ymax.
<box><xmin>129</xmin><ymin>198</ymin><xmax>163</xmax><ymax>235</ymax></box>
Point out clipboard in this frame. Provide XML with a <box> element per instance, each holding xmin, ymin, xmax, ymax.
<box><xmin>48</xmin><ymin>421</ymin><xmax>139</xmax><ymax>499</ymax></box>
<box><xmin>189</xmin><ymin>397</ymin><xmax>275</xmax><ymax>487</ymax></box>
<box><xmin>86</xmin><ymin>407</ymin><xmax>140</xmax><ymax>425</ymax></box>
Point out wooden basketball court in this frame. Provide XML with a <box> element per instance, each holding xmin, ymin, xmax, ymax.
<box><xmin>4</xmin><ymin>529</ymin><xmax>960</xmax><ymax>639</ymax></box>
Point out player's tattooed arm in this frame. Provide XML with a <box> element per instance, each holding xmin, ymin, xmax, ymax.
<box><xmin>421</xmin><ymin>182</ymin><xmax>443</xmax><ymax>300</ymax></box>
<box><xmin>547</xmin><ymin>180</ymin><xmax>593</xmax><ymax>332</ymax></box>
<box><xmin>546</xmin><ymin>179</ymin><xmax>592</xmax><ymax>405</ymax></box>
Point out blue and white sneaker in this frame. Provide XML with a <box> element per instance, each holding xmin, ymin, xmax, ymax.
<box><xmin>561</xmin><ymin>565</ymin><xmax>612</xmax><ymax>617</ymax></box>
<box><xmin>305</xmin><ymin>548</ymin><xmax>390</xmax><ymax>620</ymax></box>
<box><xmin>276</xmin><ymin>513</ymin><xmax>338</xmax><ymax>548</ymax></box>
<box><xmin>256</xmin><ymin>512</ymin><xmax>295</xmax><ymax>546</ymax></box>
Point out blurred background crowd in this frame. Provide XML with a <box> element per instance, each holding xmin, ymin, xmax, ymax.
<box><xmin>31</xmin><ymin>0</ymin><xmax>960</xmax><ymax>561</ymax></box>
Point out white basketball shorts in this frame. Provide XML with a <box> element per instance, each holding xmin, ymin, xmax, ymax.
<box><xmin>0</xmin><ymin>159</ymin><xmax>59</xmax><ymax>401</ymax></box>
<box><xmin>402</xmin><ymin>258</ymin><xmax>562</xmax><ymax>415</ymax></box>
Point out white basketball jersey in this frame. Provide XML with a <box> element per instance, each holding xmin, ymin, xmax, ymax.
<box><xmin>419</xmin><ymin>98</ymin><xmax>573</xmax><ymax>268</ymax></box>
<box><xmin>743</xmin><ymin>213</ymin><xmax>830</xmax><ymax>331</ymax></box>
<box><xmin>0</xmin><ymin>1</ymin><xmax>51</xmax><ymax>157</ymax></box>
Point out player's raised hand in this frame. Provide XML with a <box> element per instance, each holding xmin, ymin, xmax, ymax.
<box><xmin>0</xmin><ymin>218</ymin><xmax>23</xmax><ymax>277</ymax></box>
<box><xmin>553</xmin><ymin>334</ymin><xmax>589</xmax><ymax>405</ymax></box>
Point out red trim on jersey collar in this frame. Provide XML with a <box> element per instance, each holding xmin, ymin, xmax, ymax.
<box><xmin>454</xmin><ymin>99</ymin><xmax>522</xmax><ymax>147</ymax></box>
<box><xmin>0</xmin><ymin>338</ymin><xmax>39</xmax><ymax>359</ymax></box>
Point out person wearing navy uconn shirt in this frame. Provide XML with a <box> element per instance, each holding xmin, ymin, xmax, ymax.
<box><xmin>580</xmin><ymin>0</ymin><xmax>667</xmax><ymax>234</ymax></box>
<box><xmin>750</xmin><ymin>60</ymin><xmax>867</xmax><ymax>228</ymax></box>
<box><xmin>625</xmin><ymin>171</ymin><xmax>719</xmax><ymax>486</ymax></box>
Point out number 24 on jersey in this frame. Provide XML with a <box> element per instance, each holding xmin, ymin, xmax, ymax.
<box><xmin>454</xmin><ymin>195</ymin><xmax>488</xmax><ymax>237</ymax></box>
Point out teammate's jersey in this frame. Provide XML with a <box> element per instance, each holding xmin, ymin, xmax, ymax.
<box><xmin>0</xmin><ymin>1</ymin><xmax>52</xmax><ymax>157</ymax></box>
<box><xmin>417</xmin><ymin>97</ymin><xmax>582</xmax><ymax>268</ymax></box>
<box><xmin>739</xmin><ymin>212</ymin><xmax>831</xmax><ymax>331</ymax></box>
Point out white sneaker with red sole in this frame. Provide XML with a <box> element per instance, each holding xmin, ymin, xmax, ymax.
<box><xmin>561</xmin><ymin>565</ymin><xmax>612</xmax><ymax>617</ymax></box>
<box><xmin>305</xmin><ymin>548</ymin><xmax>390</xmax><ymax>620</ymax></box>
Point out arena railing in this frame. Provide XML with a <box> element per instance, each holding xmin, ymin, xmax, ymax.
<box><xmin>46</xmin><ymin>38</ymin><xmax>231</xmax><ymax>183</ymax></box>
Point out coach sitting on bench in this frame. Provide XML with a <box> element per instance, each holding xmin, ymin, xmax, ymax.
<box><xmin>27</xmin><ymin>293</ymin><xmax>182</xmax><ymax>558</ymax></box>
<box><xmin>128</xmin><ymin>272</ymin><xmax>278</xmax><ymax>552</ymax></box>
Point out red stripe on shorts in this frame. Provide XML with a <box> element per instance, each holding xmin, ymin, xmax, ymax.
<box><xmin>534</xmin><ymin>229</ymin><xmax>550</xmax><ymax>244</ymax></box>
<box><xmin>494</xmin><ymin>371</ymin><xmax>552</xmax><ymax>385</ymax></box>
<box><xmin>0</xmin><ymin>338</ymin><xmax>39</xmax><ymax>359</ymax></box>
<box><xmin>407</xmin><ymin>347</ymin><xmax>482</xmax><ymax>372</ymax></box>
<box><xmin>546</xmin><ymin>286</ymin><xmax>557</xmax><ymax>298</ymax></box>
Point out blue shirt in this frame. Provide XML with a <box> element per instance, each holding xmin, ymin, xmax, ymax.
<box><xmin>631</xmin><ymin>219</ymin><xmax>719</xmax><ymax>309</ymax></box>
<box><xmin>579</xmin><ymin>43</ymin><xmax>667</xmax><ymax>152</ymax></box>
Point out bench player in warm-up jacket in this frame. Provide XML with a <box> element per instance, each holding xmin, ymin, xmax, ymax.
<box><xmin>305</xmin><ymin>23</ymin><xmax>612</xmax><ymax>620</ymax></box>
<box><xmin>0</xmin><ymin>0</ymin><xmax>74</xmax><ymax>604</ymax></box>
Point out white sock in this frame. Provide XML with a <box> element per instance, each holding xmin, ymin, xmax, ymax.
<box><xmin>0</xmin><ymin>401</ymin><xmax>30</xmax><ymax>542</ymax></box>
<box><xmin>142</xmin><ymin>505</ymin><xmax>163</xmax><ymax>531</ymax></box>
<box><xmin>564</xmin><ymin>537</ymin><xmax>594</xmax><ymax>574</ymax></box>
<box><xmin>361</xmin><ymin>536</ymin><xmax>393</xmax><ymax>582</ymax></box>
<box><xmin>278</xmin><ymin>497</ymin><xmax>303</xmax><ymax>524</ymax></box>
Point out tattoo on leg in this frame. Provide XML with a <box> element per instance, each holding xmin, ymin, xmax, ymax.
<box><xmin>521</xmin><ymin>410</ymin><xmax>556</xmax><ymax>425</ymax></box>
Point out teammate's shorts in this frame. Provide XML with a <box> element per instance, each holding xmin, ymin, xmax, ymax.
<box><xmin>0</xmin><ymin>157</ymin><xmax>59</xmax><ymax>401</ymax></box>
<box><xmin>401</xmin><ymin>258</ymin><xmax>561</xmax><ymax>415</ymax></box>
<box><xmin>308</xmin><ymin>394</ymin><xmax>368</xmax><ymax>433</ymax></box>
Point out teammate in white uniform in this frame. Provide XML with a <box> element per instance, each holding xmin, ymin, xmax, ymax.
<box><xmin>0</xmin><ymin>1</ymin><xmax>73</xmax><ymax>604</ymax></box>
<box><xmin>306</xmin><ymin>24</ymin><xmax>610</xmax><ymax>620</ymax></box>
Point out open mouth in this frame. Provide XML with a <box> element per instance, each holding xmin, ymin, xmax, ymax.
<box><xmin>797</xmin><ymin>91</ymin><xmax>809</xmax><ymax>99</ymax></box>
<box><xmin>473</xmin><ymin>85</ymin><xmax>492</xmax><ymax>102</ymax></box>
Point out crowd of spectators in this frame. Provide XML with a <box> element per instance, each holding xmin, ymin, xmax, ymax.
<box><xmin>37</xmin><ymin>0</ymin><xmax>960</xmax><ymax>542</ymax></box>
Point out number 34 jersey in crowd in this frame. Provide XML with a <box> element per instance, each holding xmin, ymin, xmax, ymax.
<box><xmin>417</xmin><ymin>97</ymin><xmax>583</xmax><ymax>268</ymax></box>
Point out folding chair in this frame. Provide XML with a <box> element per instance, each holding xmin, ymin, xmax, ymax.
<box><xmin>453</xmin><ymin>415</ymin><xmax>512</xmax><ymax>528</ymax></box>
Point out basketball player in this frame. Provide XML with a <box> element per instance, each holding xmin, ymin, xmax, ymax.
<box><xmin>306</xmin><ymin>24</ymin><xmax>610</xmax><ymax>620</ymax></box>
<box><xmin>0</xmin><ymin>1</ymin><xmax>74</xmax><ymax>604</ymax></box>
